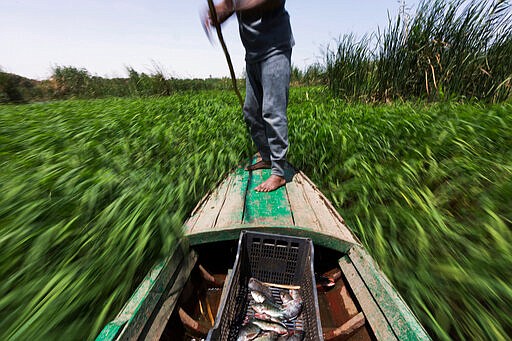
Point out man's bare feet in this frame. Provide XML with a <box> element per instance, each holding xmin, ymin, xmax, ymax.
<box><xmin>245</xmin><ymin>160</ymin><xmax>271</xmax><ymax>171</ymax></box>
<box><xmin>255</xmin><ymin>175</ymin><xmax>286</xmax><ymax>192</ymax></box>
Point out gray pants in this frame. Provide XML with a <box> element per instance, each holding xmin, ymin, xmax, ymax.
<box><xmin>243</xmin><ymin>50</ymin><xmax>292</xmax><ymax>177</ymax></box>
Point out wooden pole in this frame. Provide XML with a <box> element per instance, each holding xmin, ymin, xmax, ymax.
<box><xmin>207</xmin><ymin>0</ymin><xmax>244</xmax><ymax>110</ymax></box>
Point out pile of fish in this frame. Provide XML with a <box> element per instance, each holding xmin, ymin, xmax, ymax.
<box><xmin>236</xmin><ymin>278</ymin><xmax>305</xmax><ymax>341</ymax></box>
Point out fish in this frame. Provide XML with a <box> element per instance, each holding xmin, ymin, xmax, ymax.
<box><xmin>250</xmin><ymin>318</ymin><xmax>288</xmax><ymax>335</ymax></box>
<box><xmin>237</xmin><ymin>322</ymin><xmax>261</xmax><ymax>341</ymax></box>
<box><xmin>279</xmin><ymin>290</ymin><xmax>293</xmax><ymax>305</ymax></box>
<box><xmin>252</xmin><ymin>301</ymin><xmax>285</xmax><ymax>319</ymax></box>
<box><xmin>249</xmin><ymin>278</ymin><xmax>274</xmax><ymax>301</ymax></box>
<box><xmin>289</xmin><ymin>289</ymin><xmax>302</xmax><ymax>302</ymax></box>
<box><xmin>253</xmin><ymin>331</ymin><xmax>279</xmax><ymax>340</ymax></box>
<box><xmin>254</xmin><ymin>312</ymin><xmax>286</xmax><ymax>325</ymax></box>
<box><xmin>251</xmin><ymin>290</ymin><xmax>269</xmax><ymax>303</ymax></box>
<box><xmin>282</xmin><ymin>299</ymin><xmax>302</xmax><ymax>321</ymax></box>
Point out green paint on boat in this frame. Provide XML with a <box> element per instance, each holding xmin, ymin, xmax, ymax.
<box><xmin>96</xmin><ymin>321</ymin><xmax>123</xmax><ymax>341</ymax></box>
<box><xmin>188</xmin><ymin>225</ymin><xmax>356</xmax><ymax>254</ymax></box>
<box><xmin>347</xmin><ymin>246</ymin><xmax>431</xmax><ymax>340</ymax></box>
<box><xmin>95</xmin><ymin>159</ymin><xmax>430</xmax><ymax>340</ymax></box>
<box><xmin>244</xmin><ymin>168</ymin><xmax>293</xmax><ymax>225</ymax></box>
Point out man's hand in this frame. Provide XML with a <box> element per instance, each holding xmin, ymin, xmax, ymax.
<box><xmin>213</xmin><ymin>1</ymin><xmax>235</xmax><ymax>24</ymax></box>
<box><xmin>200</xmin><ymin>0</ymin><xmax>277</xmax><ymax>42</ymax></box>
<box><xmin>200</xmin><ymin>1</ymin><xmax>234</xmax><ymax>28</ymax></box>
<box><xmin>200</xmin><ymin>5</ymin><xmax>214</xmax><ymax>43</ymax></box>
<box><xmin>200</xmin><ymin>0</ymin><xmax>235</xmax><ymax>42</ymax></box>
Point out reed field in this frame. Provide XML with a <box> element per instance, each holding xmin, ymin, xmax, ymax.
<box><xmin>325</xmin><ymin>0</ymin><xmax>512</xmax><ymax>102</ymax></box>
<box><xmin>1</xmin><ymin>88</ymin><xmax>511</xmax><ymax>340</ymax></box>
<box><xmin>3</xmin><ymin>1</ymin><xmax>511</xmax><ymax>105</ymax></box>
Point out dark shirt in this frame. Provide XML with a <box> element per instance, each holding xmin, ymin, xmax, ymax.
<box><xmin>235</xmin><ymin>0</ymin><xmax>294</xmax><ymax>63</ymax></box>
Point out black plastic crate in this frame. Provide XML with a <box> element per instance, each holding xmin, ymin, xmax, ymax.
<box><xmin>207</xmin><ymin>231</ymin><xmax>323</xmax><ymax>340</ymax></box>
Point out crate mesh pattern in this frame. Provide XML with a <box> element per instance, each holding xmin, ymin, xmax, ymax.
<box><xmin>207</xmin><ymin>231</ymin><xmax>323</xmax><ymax>340</ymax></box>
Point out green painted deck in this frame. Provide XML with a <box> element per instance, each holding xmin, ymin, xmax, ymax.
<box><xmin>184</xmin><ymin>163</ymin><xmax>360</xmax><ymax>253</ymax></box>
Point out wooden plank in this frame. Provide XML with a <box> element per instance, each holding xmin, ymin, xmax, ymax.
<box><xmin>184</xmin><ymin>164</ymin><xmax>242</xmax><ymax>233</ymax></box>
<box><xmin>348</xmin><ymin>246</ymin><xmax>431</xmax><ymax>340</ymax></box>
<box><xmin>215</xmin><ymin>167</ymin><xmax>249</xmax><ymax>229</ymax></box>
<box><xmin>183</xmin><ymin>191</ymin><xmax>211</xmax><ymax>233</ymax></box>
<box><xmin>340</xmin><ymin>282</ymin><xmax>359</xmax><ymax>317</ymax></box>
<box><xmin>96</xmin><ymin>321</ymin><xmax>124</xmax><ymax>341</ymax></box>
<box><xmin>243</xmin><ymin>168</ymin><xmax>293</xmax><ymax>226</ymax></box>
<box><xmin>338</xmin><ymin>255</ymin><xmax>397</xmax><ymax>341</ymax></box>
<box><xmin>285</xmin><ymin>174</ymin><xmax>320</xmax><ymax>229</ymax></box>
<box><xmin>188</xmin><ymin>174</ymin><xmax>234</xmax><ymax>234</ymax></box>
<box><xmin>117</xmin><ymin>245</ymin><xmax>187</xmax><ymax>341</ymax></box>
<box><xmin>300</xmin><ymin>171</ymin><xmax>349</xmax><ymax>225</ymax></box>
<box><xmin>323</xmin><ymin>312</ymin><xmax>366</xmax><ymax>340</ymax></box>
<box><xmin>296</xmin><ymin>173</ymin><xmax>336</xmax><ymax>233</ymax></box>
<box><xmin>141</xmin><ymin>251</ymin><xmax>198</xmax><ymax>340</ymax></box>
<box><xmin>299</xmin><ymin>172</ymin><xmax>358</xmax><ymax>244</ymax></box>
<box><xmin>218</xmin><ymin>269</ymin><xmax>232</xmax><ymax>315</ymax></box>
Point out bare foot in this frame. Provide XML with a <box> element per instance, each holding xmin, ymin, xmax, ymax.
<box><xmin>245</xmin><ymin>160</ymin><xmax>271</xmax><ymax>171</ymax></box>
<box><xmin>255</xmin><ymin>175</ymin><xmax>286</xmax><ymax>192</ymax></box>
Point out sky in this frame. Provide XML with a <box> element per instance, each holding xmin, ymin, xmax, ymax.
<box><xmin>0</xmin><ymin>0</ymin><xmax>418</xmax><ymax>80</ymax></box>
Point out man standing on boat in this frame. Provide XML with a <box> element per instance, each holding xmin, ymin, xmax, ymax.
<box><xmin>202</xmin><ymin>0</ymin><xmax>294</xmax><ymax>192</ymax></box>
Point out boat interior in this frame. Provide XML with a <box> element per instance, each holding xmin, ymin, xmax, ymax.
<box><xmin>96</xmin><ymin>166</ymin><xmax>428</xmax><ymax>341</ymax></box>
<box><xmin>159</xmin><ymin>239</ymin><xmax>375</xmax><ymax>341</ymax></box>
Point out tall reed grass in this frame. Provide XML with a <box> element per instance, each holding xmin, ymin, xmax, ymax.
<box><xmin>325</xmin><ymin>0</ymin><xmax>512</xmax><ymax>102</ymax></box>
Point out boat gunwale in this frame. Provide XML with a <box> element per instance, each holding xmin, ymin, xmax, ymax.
<box><xmin>186</xmin><ymin>224</ymin><xmax>359</xmax><ymax>254</ymax></box>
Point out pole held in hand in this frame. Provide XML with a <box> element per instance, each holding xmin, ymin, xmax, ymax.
<box><xmin>206</xmin><ymin>0</ymin><xmax>244</xmax><ymax>110</ymax></box>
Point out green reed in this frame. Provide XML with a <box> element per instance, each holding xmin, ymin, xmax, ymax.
<box><xmin>325</xmin><ymin>0</ymin><xmax>512</xmax><ymax>102</ymax></box>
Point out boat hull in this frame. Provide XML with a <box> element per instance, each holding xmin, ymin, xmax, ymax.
<box><xmin>96</xmin><ymin>162</ymin><xmax>430</xmax><ymax>340</ymax></box>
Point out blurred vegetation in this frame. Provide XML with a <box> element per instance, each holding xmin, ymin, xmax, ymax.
<box><xmin>288</xmin><ymin>88</ymin><xmax>512</xmax><ymax>340</ymax></box>
<box><xmin>1</xmin><ymin>88</ymin><xmax>511</xmax><ymax>340</ymax></box>
<box><xmin>0</xmin><ymin>92</ymin><xmax>252</xmax><ymax>340</ymax></box>
<box><xmin>0</xmin><ymin>66</ymin><xmax>240</xmax><ymax>103</ymax></box>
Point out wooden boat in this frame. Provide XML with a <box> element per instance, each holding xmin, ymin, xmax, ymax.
<box><xmin>96</xmin><ymin>161</ymin><xmax>431</xmax><ymax>341</ymax></box>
